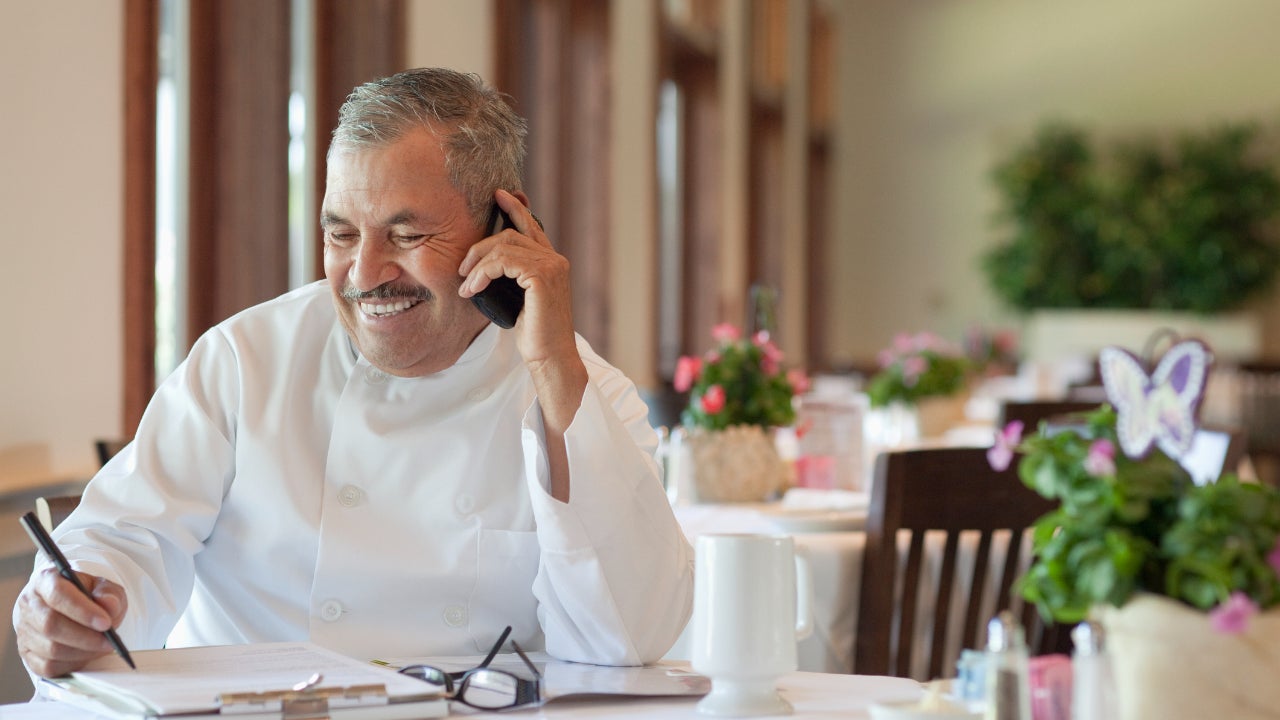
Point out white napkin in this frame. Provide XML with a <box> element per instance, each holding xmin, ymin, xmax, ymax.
<box><xmin>779</xmin><ymin>488</ymin><xmax>869</xmax><ymax>511</ymax></box>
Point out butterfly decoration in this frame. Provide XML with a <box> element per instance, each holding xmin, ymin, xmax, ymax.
<box><xmin>1098</xmin><ymin>339</ymin><xmax>1212</xmax><ymax>460</ymax></box>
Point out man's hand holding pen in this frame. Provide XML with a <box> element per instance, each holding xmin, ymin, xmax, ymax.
<box><xmin>14</xmin><ymin>512</ymin><xmax>134</xmax><ymax>679</ymax></box>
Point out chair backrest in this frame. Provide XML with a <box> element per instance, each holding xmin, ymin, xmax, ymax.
<box><xmin>998</xmin><ymin>400</ymin><xmax>1101</xmax><ymax>431</ymax></box>
<box><xmin>854</xmin><ymin>446</ymin><xmax>1064</xmax><ymax>680</ymax></box>
<box><xmin>95</xmin><ymin>438</ymin><xmax>129</xmax><ymax>468</ymax></box>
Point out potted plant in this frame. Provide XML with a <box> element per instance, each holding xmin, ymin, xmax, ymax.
<box><xmin>983</xmin><ymin>122</ymin><xmax>1280</xmax><ymax>362</ymax></box>
<box><xmin>989</xmin><ymin>339</ymin><xmax>1280</xmax><ymax>720</ymax></box>
<box><xmin>673</xmin><ymin>323</ymin><xmax>808</xmax><ymax>502</ymax></box>
<box><xmin>864</xmin><ymin>332</ymin><xmax>970</xmax><ymax>442</ymax></box>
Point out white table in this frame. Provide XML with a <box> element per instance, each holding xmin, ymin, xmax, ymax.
<box><xmin>0</xmin><ymin>672</ymin><xmax>924</xmax><ymax>719</ymax></box>
<box><xmin>460</xmin><ymin>670</ymin><xmax>922</xmax><ymax>718</ymax></box>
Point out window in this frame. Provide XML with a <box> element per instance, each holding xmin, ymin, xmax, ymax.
<box><xmin>123</xmin><ymin>0</ymin><xmax>403</xmax><ymax>433</ymax></box>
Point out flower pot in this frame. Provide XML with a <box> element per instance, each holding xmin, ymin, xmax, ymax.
<box><xmin>1099</xmin><ymin>594</ymin><xmax>1280</xmax><ymax>720</ymax></box>
<box><xmin>916</xmin><ymin>391</ymin><xmax>969</xmax><ymax>438</ymax></box>
<box><xmin>686</xmin><ymin>425</ymin><xmax>790</xmax><ymax>503</ymax></box>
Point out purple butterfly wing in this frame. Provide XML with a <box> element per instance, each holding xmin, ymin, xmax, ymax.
<box><xmin>1150</xmin><ymin>340</ymin><xmax>1210</xmax><ymax>459</ymax></box>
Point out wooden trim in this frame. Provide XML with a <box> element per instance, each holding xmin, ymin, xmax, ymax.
<box><xmin>494</xmin><ymin>0</ymin><xmax>612</xmax><ymax>354</ymax></box>
<box><xmin>123</xmin><ymin>0</ymin><xmax>159</xmax><ymax>435</ymax></box>
<box><xmin>311</xmin><ymin>0</ymin><xmax>407</xmax><ymax>281</ymax></box>
<box><xmin>187</xmin><ymin>0</ymin><xmax>292</xmax><ymax>339</ymax></box>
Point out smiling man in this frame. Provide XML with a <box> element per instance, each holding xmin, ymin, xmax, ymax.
<box><xmin>13</xmin><ymin>68</ymin><xmax>693</xmax><ymax>679</ymax></box>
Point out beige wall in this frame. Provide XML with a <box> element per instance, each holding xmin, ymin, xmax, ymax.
<box><xmin>0</xmin><ymin>1</ymin><xmax>124</xmax><ymax>488</ymax></box>
<box><xmin>405</xmin><ymin>0</ymin><xmax>492</xmax><ymax>78</ymax></box>
<box><xmin>830</xmin><ymin>0</ymin><xmax>1280</xmax><ymax>365</ymax></box>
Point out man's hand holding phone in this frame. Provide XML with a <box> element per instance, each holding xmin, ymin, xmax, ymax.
<box><xmin>458</xmin><ymin>189</ymin><xmax>587</xmax><ymax>502</ymax></box>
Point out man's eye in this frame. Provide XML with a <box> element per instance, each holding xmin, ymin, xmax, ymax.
<box><xmin>326</xmin><ymin>232</ymin><xmax>357</xmax><ymax>247</ymax></box>
<box><xmin>395</xmin><ymin>235</ymin><xmax>426</xmax><ymax>248</ymax></box>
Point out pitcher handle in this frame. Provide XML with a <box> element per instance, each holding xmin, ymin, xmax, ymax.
<box><xmin>794</xmin><ymin>553</ymin><xmax>814</xmax><ymax>640</ymax></box>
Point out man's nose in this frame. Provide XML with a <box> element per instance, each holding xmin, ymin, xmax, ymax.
<box><xmin>348</xmin><ymin>238</ymin><xmax>400</xmax><ymax>291</ymax></box>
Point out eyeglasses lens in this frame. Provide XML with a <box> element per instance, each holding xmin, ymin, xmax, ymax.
<box><xmin>398</xmin><ymin>665</ymin><xmax>452</xmax><ymax>692</ymax></box>
<box><xmin>459</xmin><ymin>669</ymin><xmax>520</xmax><ymax>709</ymax></box>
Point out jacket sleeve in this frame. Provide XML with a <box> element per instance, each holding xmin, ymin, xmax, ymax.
<box><xmin>27</xmin><ymin>328</ymin><xmax>239</xmax><ymax>651</ymax></box>
<box><xmin>521</xmin><ymin>345</ymin><xmax>695</xmax><ymax>666</ymax></box>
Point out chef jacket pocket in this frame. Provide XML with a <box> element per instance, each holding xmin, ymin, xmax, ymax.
<box><xmin>470</xmin><ymin>528</ymin><xmax>542</xmax><ymax>649</ymax></box>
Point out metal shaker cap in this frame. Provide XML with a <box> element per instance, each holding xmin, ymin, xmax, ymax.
<box><xmin>1072</xmin><ymin>620</ymin><xmax>1105</xmax><ymax>656</ymax></box>
<box><xmin>986</xmin><ymin>610</ymin><xmax>1026</xmax><ymax>652</ymax></box>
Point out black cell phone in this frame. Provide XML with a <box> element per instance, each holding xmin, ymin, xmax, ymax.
<box><xmin>469</xmin><ymin>204</ymin><xmax>527</xmax><ymax>329</ymax></box>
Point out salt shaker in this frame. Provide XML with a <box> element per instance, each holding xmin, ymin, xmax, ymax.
<box><xmin>1071</xmin><ymin>621</ymin><xmax>1118</xmax><ymax>720</ymax></box>
<box><xmin>985</xmin><ymin>611</ymin><xmax>1032</xmax><ymax>720</ymax></box>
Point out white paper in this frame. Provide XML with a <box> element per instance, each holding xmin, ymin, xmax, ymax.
<box><xmin>66</xmin><ymin>642</ymin><xmax>443</xmax><ymax>716</ymax></box>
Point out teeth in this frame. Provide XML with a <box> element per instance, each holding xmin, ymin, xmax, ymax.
<box><xmin>359</xmin><ymin>298</ymin><xmax>417</xmax><ymax>317</ymax></box>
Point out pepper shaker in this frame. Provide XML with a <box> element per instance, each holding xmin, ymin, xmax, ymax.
<box><xmin>985</xmin><ymin>611</ymin><xmax>1032</xmax><ymax>720</ymax></box>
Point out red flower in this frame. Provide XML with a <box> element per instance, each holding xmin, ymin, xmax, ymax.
<box><xmin>711</xmin><ymin>323</ymin><xmax>741</xmax><ymax>344</ymax></box>
<box><xmin>787</xmin><ymin>368</ymin><xmax>811</xmax><ymax>395</ymax></box>
<box><xmin>700</xmin><ymin>385</ymin><xmax>726</xmax><ymax>414</ymax></box>
<box><xmin>673</xmin><ymin>356</ymin><xmax>702</xmax><ymax>393</ymax></box>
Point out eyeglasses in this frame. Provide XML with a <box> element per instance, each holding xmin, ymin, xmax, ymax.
<box><xmin>398</xmin><ymin>626</ymin><xmax>542</xmax><ymax>710</ymax></box>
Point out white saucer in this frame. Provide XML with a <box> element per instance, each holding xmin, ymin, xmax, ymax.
<box><xmin>758</xmin><ymin>507</ymin><xmax>867</xmax><ymax>533</ymax></box>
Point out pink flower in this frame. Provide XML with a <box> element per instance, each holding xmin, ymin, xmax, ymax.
<box><xmin>1084</xmin><ymin>439</ymin><xmax>1117</xmax><ymax>477</ymax></box>
<box><xmin>877</xmin><ymin>349</ymin><xmax>897</xmax><ymax>369</ymax></box>
<box><xmin>993</xmin><ymin>330</ymin><xmax>1018</xmax><ymax>355</ymax></box>
<box><xmin>787</xmin><ymin>368</ymin><xmax>811</xmax><ymax>395</ymax></box>
<box><xmin>1268</xmin><ymin>537</ymin><xmax>1280</xmax><ymax>577</ymax></box>
<box><xmin>752</xmin><ymin>330</ymin><xmax>771</xmax><ymax>346</ymax></box>
<box><xmin>901</xmin><ymin>356</ymin><xmax>928</xmax><ymax>387</ymax></box>
<box><xmin>760</xmin><ymin>340</ymin><xmax>784</xmax><ymax>375</ymax></box>
<box><xmin>987</xmin><ymin>420</ymin><xmax>1024</xmax><ymax>472</ymax></box>
<box><xmin>711</xmin><ymin>323</ymin><xmax>741</xmax><ymax>344</ymax></box>
<box><xmin>700</xmin><ymin>385</ymin><xmax>726</xmax><ymax>414</ymax></box>
<box><xmin>892</xmin><ymin>333</ymin><xmax>915</xmax><ymax>354</ymax></box>
<box><xmin>673</xmin><ymin>356</ymin><xmax>702</xmax><ymax>393</ymax></box>
<box><xmin>1209</xmin><ymin>592</ymin><xmax>1258</xmax><ymax>634</ymax></box>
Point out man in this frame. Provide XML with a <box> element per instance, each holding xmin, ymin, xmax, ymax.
<box><xmin>14</xmin><ymin>68</ymin><xmax>693</xmax><ymax>678</ymax></box>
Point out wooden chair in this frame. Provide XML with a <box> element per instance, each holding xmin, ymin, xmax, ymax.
<box><xmin>997</xmin><ymin>400</ymin><xmax>1101</xmax><ymax>431</ymax></box>
<box><xmin>854</xmin><ymin>446</ymin><xmax>1066</xmax><ymax>680</ymax></box>
<box><xmin>94</xmin><ymin>438</ymin><xmax>129</xmax><ymax>468</ymax></box>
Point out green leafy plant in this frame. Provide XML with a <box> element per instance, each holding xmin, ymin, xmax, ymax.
<box><xmin>996</xmin><ymin>405</ymin><xmax>1280</xmax><ymax>626</ymax></box>
<box><xmin>674</xmin><ymin>324</ymin><xmax>805</xmax><ymax>432</ymax></box>
<box><xmin>984</xmin><ymin>122</ymin><xmax>1280</xmax><ymax>312</ymax></box>
<box><xmin>865</xmin><ymin>332</ymin><xmax>969</xmax><ymax>408</ymax></box>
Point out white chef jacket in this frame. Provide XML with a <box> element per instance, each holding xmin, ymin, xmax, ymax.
<box><xmin>37</xmin><ymin>281</ymin><xmax>693</xmax><ymax>666</ymax></box>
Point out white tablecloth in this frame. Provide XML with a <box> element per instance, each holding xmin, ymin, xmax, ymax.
<box><xmin>1</xmin><ymin>671</ymin><xmax>924</xmax><ymax>720</ymax></box>
<box><xmin>464</xmin><ymin>670</ymin><xmax>922</xmax><ymax>718</ymax></box>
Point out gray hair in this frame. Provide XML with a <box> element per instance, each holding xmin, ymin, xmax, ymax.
<box><xmin>329</xmin><ymin>67</ymin><xmax>527</xmax><ymax>228</ymax></box>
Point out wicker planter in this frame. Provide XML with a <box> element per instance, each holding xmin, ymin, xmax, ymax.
<box><xmin>686</xmin><ymin>425</ymin><xmax>789</xmax><ymax>503</ymax></box>
<box><xmin>1100</xmin><ymin>594</ymin><xmax>1280</xmax><ymax>720</ymax></box>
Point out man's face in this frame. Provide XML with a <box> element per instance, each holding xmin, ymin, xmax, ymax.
<box><xmin>321</xmin><ymin>127</ymin><xmax>489</xmax><ymax>377</ymax></box>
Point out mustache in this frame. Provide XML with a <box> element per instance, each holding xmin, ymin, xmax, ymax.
<box><xmin>339</xmin><ymin>283</ymin><xmax>433</xmax><ymax>302</ymax></box>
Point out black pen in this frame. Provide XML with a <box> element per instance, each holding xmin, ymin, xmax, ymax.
<box><xmin>19</xmin><ymin>511</ymin><xmax>136</xmax><ymax>670</ymax></box>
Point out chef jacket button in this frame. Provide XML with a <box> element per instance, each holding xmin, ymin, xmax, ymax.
<box><xmin>337</xmin><ymin>484</ymin><xmax>365</xmax><ymax>508</ymax></box>
<box><xmin>466</xmin><ymin>386</ymin><xmax>491</xmax><ymax>402</ymax></box>
<box><xmin>454</xmin><ymin>494</ymin><xmax>476</xmax><ymax>517</ymax></box>
<box><xmin>365</xmin><ymin>367</ymin><xmax>387</xmax><ymax>385</ymax></box>
<box><xmin>443</xmin><ymin>605</ymin><xmax>469</xmax><ymax>627</ymax></box>
<box><xmin>320</xmin><ymin>599</ymin><xmax>344</xmax><ymax>622</ymax></box>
